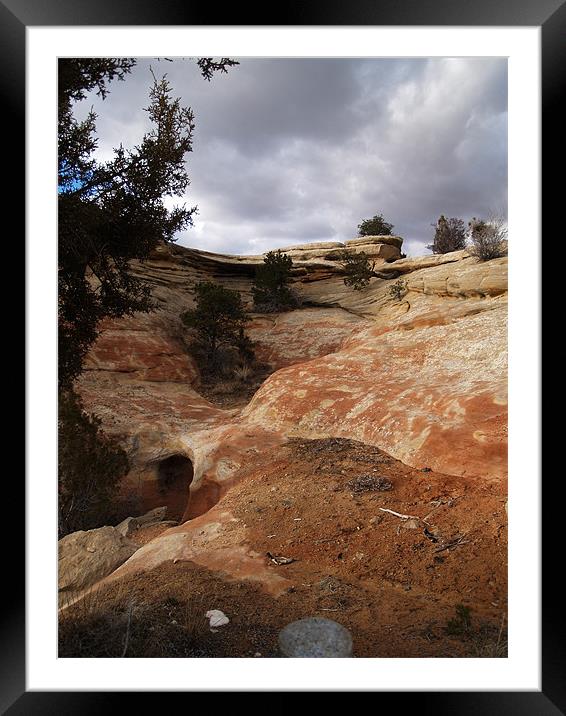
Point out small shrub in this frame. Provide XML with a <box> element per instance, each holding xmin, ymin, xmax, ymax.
<box><xmin>338</xmin><ymin>250</ymin><xmax>376</xmax><ymax>290</ymax></box>
<box><xmin>467</xmin><ymin>215</ymin><xmax>508</xmax><ymax>261</ymax></box>
<box><xmin>427</xmin><ymin>215</ymin><xmax>467</xmax><ymax>254</ymax></box>
<box><xmin>388</xmin><ymin>278</ymin><xmax>408</xmax><ymax>301</ymax></box>
<box><xmin>357</xmin><ymin>213</ymin><xmax>394</xmax><ymax>236</ymax></box>
<box><xmin>59</xmin><ymin>583</ymin><xmax>211</xmax><ymax>658</ymax></box>
<box><xmin>445</xmin><ymin>604</ymin><xmax>472</xmax><ymax>636</ymax></box>
<box><xmin>324</xmin><ymin>249</ymin><xmax>347</xmax><ymax>261</ymax></box>
<box><xmin>347</xmin><ymin>475</ymin><xmax>393</xmax><ymax>493</ymax></box>
<box><xmin>59</xmin><ymin>388</ymin><xmax>130</xmax><ymax>537</ymax></box>
<box><xmin>219</xmin><ymin>352</ymin><xmax>238</xmax><ymax>378</ymax></box>
<box><xmin>252</xmin><ymin>250</ymin><xmax>298</xmax><ymax>312</ymax></box>
<box><xmin>233</xmin><ymin>364</ymin><xmax>252</xmax><ymax>383</ymax></box>
<box><xmin>235</xmin><ymin>327</ymin><xmax>256</xmax><ymax>364</ymax></box>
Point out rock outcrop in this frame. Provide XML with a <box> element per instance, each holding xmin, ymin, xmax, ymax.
<box><xmin>76</xmin><ymin>238</ymin><xmax>507</xmax><ymax>526</ymax></box>
<box><xmin>58</xmin><ymin>526</ymin><xmax>138</xmax><ymax>607</ymax></box>
<box><xmin>115</xmin><ymin>506</ymin><xmax>171</xmax><ymax>537</ymax></box>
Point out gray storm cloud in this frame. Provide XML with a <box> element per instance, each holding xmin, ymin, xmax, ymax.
<box><xmin>75</xmin><ymin>57</ymin><xmax>507</xmax><ymax>256</ymax></box>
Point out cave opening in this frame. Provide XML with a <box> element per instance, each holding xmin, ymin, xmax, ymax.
<box><xmin>154</xmin><ymin>454</ymin><xmax>194</xmax><ymax>521</ymax></box>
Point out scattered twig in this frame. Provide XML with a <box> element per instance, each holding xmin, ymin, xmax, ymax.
<box><xmin>434</xmin><ymin>534</ymin><xmax>470</xmax><ymax>553</ymax></box>
<box><xmin>424</xmin><ymin>496</ymin><xmax>463</xmax><ymax>521</ymax></box>
<box><xmin>379</xmin><ymin>508</ymin><xmax>419</xmax><ymax>520</ymax></box>
<box><xmin>423</xmin><ymin>508</ymin><xmax>440</xmax><ymax>521</ymax></box>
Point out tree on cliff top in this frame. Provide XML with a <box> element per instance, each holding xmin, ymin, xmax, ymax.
<box><xmin>467</xmin><ymin>215</ymin><xmax>508</xmax><ymax>261</ymax></box>
<box><xmin>58</xmin><ymin>57</ymin><xmax>238</xmax><ymax>390</ymax></box>
<box><xmin>427</xmin><ymin>215</ymin><xmax>467</xmax><ymax>254</ymax></box>
<box><xmin>357</xmin><ymin>213</ymin><xmax>394</xmax><ymax>237</ymax></box>
<box><xmin>252</xmin><ymin>249</ymin><xmax>298</xmax><ymax>311</ymax></box>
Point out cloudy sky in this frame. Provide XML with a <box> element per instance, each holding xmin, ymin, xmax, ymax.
<box><xmin>75</xmin><ymin>57</ymin><xmax>507</xmax><ymax>257</ymax></box>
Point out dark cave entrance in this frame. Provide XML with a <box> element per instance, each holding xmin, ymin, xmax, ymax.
<box><xmin>154</xmin><ymin>454</ymin><xmax>194</xmax><ymax>521</ymax></box>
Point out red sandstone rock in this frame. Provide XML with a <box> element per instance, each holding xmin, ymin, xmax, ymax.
<box><xmin>76</xmin><ymin>242</ymin><xmax>507</xmax><ymax>527</ymax></box>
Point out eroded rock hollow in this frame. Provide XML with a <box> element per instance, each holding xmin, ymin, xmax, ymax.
<box><xmin>63</xmin><ymin>236</ymin><xmax>508</xmax><ymax>657</ymax></box>
<box><xmin>78</xmin><ymin>237</ymin><xmax>507</xmax><ymax>522</ymax></box>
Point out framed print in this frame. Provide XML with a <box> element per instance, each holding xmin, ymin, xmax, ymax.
<box><xmin>13</xmin><ymin>0</ymin><xmax>559</xmax><ymax>709</ymax></box>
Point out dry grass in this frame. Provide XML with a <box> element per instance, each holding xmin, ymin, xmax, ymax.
<box><xmin>197</xmin><ymin>361</ymin><xmax>272</xmax><ymax>408</ymax></box>
<box><xmin>471</xmin><ymin>614</ymin><xmax>508</xmax><ymax>658</ymax></box>
<box><xmin>208</xmin><ymin>380</ymin><xmax>239</xmax><ymax>396</ymax></box>
<box><xmin>442</xmin><ymin>606</ymin><xmax>508</xmax><ymax>658</ymax></box>
<box><xmin>233</xmin><ymin>363</ymin><xmax>252</xmax><ymax>383</ymax></box>
<box><xmin>59</xmin><ymin>580</ymin><xmax>214</xmax><ymax>658</ymax></box>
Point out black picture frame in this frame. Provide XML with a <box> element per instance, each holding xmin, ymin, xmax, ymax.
<box><xmin>13</xmin><ymin>0</ymin><xmax>559</xmax><ymax>710</ymax></box>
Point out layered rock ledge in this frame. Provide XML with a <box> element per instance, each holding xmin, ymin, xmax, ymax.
<box><xmin>76</xmin><ymin>238</ymin><xmax>507</xmax><ymax>524</ymax></box>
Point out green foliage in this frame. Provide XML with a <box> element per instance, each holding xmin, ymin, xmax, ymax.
<box><xmin>427</xmin><ymin>215</ymin><xmax>467</xmax><ymax>254</ymax></box>
<box><xmin>357</xmin><ymin>213</ymin><xmax>394</xmax><ymax>236</ymax></box>
<box><xmin>235</xmin><ymin>327</ymin><xmax>256</xmax><ymax>364</ymax></box>
<box><xmin>468</xmin><ymin>216</ymin><xmax>508</xmax><ymax>261</ymax></box>
<box><xmin>445</xmin><ymin>604</ymin><xmax>473</xmax><ymax>636</ymax></box>
<box><xmin>58</xmin><ymin>389</ymin><xmax>130</xmax><ymax>537</ymax></box>
<box><xmin>58</xmin><ymin>57</ymin><xmax>238</xmax><ymax>390</ymax></box>
<box><xmin>388</xmin><ymin>278</ymin><xmax>408</xmax><ymax>300</ymax></box>
<box><xmin>58</xmin><ymin>59</ymin><xmax>237</xmax><ymax>535</ymax></box>
<box><xmin>181</xmin><ymin>282</ymin><xmax>251</xmax><ymax>369</ymax></box>
<box><xmin>252</xmin><ymin>250</ymin><xmax>297</xmax><ymax>311</ymax></box>
<box><xmin>196</xmin><ymin>57</ymin><xmax>239</xmax><ymax>80</ymax></box>
<box><xmin>338</xmin><ymin>249</ymin><xmax>376</xmax><ymax>290</ymax></box>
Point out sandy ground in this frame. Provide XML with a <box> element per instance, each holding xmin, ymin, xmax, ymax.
<box><xmin>59</xmin><ymin>438</ymin><xmax>507</xmax><ymax>658</ymax></box>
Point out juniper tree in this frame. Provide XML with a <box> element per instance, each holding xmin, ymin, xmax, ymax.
<box><xmin>252</xmin><ymin>249</ymin><xmax>297</xmax><ymax>311</ymax></box>
<box><xmin>338</xmin><ymin>250</ymin><xmax>376</xmax><ymax>290</ymax></box>
<box><xmin>58</xmin><ymin>57</ymin><xmax>238</xmax><ymax>389</ymax></box>
<box><xmin>58</xmin><ymin>391</ymin><xmax>129</xmax><ymax>536</ymax></box>
<box><xmin>181</xmin><ymin>282</ymin><xmax>251</xmax><ymax>368</ymax></box>
<box><xmin>357</xmin><ymin>213</ymin><xmax>394</xmax><ymax>236</ymax></box>
<box><xmin>427</xmin><ymin>215</ymin><xmax>467</xmax><ymax>254</ymax></box>
<box><xmin>58</xmin><ymin>58</ymin><xmax>237</xmax><ymax>531</ymax></box>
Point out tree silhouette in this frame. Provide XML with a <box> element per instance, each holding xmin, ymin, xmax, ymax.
<box><xmin>58</xmin><ymin>57</ymin><xmax>238</xmax><ymax>389</ymax></box>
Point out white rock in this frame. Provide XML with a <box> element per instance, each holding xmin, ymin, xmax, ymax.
<box><xmin>205</xmin><ymin>609</ymin><xmax>230</xmax><ymax>629</ymax></box>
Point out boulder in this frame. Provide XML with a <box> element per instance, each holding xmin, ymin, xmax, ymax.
<box><xmin>58</xmin><ymin>526</ymin><xmax>138</xmax><ymax>607</ymax></box>
<box><xmin>116</xmin><ymin>506</ymin><xmax>170</xmax><ymax>537</ymax></box>
<box><xmin>345</xmin><ymin>241</ymin><xmax>400</xmax><ymax>262</ymax></box>
<box><xmin>115</xmin><ymin>516</ymin><xmax>137</xmax><ymax>538</ymax></box>
<box><xmin>278</xmin><ymin>617</ymin><xmax>353</xmax><ymax>657</ymax></box>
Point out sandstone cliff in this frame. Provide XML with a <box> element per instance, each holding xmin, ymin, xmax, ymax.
<box><xmin>76</xmin><ymin>238</ymin><xmax>507</xmax><ymax>523</ymax></box>
<box><xmin>64</xmin><ymin>237</ymin><xmax>508</xmax><ymax>657</ymax></box>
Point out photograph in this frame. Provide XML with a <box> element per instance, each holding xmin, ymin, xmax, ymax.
<box><xmin>14</xmin><ymin>4</ymin><xmax>556</xmax><ymax>705</ymax></box>
<box><xmin>56</xmin><ymin>55</ymin><xmax>510</xmax><ymax>660</ymax></box>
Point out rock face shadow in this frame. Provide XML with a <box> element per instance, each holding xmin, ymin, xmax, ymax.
<box><xmin>147</xmin><ymin>454</ymin><xmax>194</xmax><ymax>521</ymax></box>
